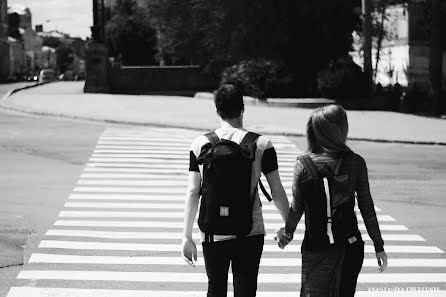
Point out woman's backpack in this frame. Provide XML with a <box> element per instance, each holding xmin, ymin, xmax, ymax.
<box><xmin>197</xmin><ymin>132</ymin><xmax>271</xmax><ymax>239</ymax></box>
<box><xmin>298</xmin><ymin>154</ymin><xmax>359</xmax><ymax>251</ymax></box>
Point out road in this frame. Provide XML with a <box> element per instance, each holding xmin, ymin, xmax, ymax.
<box><xmin>1</xmin><ymin>83</ymin><xmax>446</xmax><ymax>296</ymax></box>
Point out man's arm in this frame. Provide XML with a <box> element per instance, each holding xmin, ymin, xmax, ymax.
<box><xmin>265</xmin><ymin>170</ymin><xmax>289</xmax><ymax>222</ymax></box>
<box><xmin>181</xmin><ymin>171</ymin><xmax>201</xmax><ymax>267</ymax></box>
<box><xmin>183</xmin><ymin>171</ymin><xmax>201</xmax><ymax>240</ymax></box>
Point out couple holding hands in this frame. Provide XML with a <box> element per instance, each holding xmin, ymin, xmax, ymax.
<box><xmin>182</xmin><ymin>84</ymin><xmax>388</xmax><ymax>297</ymax></box>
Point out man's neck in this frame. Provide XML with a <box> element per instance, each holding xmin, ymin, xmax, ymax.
<box><xmin>220</xmin><ymin>118</ymin><xmax>243</xmax><ymax>129</ymax></box>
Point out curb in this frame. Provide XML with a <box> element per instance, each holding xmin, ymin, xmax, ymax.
<box><xmin>2</xmin><ymin>85</ymin><xmax>446</xmax><ymax>146</ymax></box>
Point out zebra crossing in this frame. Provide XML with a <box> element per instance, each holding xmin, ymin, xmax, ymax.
<box><xmin>6</xmin><ymin>127</ymin><xmax>446</xmax><ymax>297</ymax></box>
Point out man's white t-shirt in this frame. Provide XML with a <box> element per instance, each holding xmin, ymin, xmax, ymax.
<box><xmin>189</xmin><ymin>127</ymin><xmax>279</xmax><ymax>242</ymax></box>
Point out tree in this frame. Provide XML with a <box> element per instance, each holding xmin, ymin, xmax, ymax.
<box><xmin>363</xmin><ymin>0</ymin><xmax>374</xmax><ymax>95</ymax></box>
<box><xmin>56</xmin><ymin>46</ymin><xmax>75</xmax><ymax>74</ymax></box>
<box><xmin>8</xmin><ymin>12</ymin><xmax>22</xmax><ymax>40</ymax></box>
<box><xmin>188</xmin><ymin>0</ymin><xmax>358</xmax><ymax>95</ymax></box>
<box><xmin>429</xmin><ymin>0</ymin><xmax>444</xmax><ymax>114</ymax></box>
<box><xmin>42</xmin><ymin>36</ymin><xmax>62</xmax><ymax>49</ymax></box>
<box><xmin>105</xmin><ymin>0</ymin><xmax>158</xmax><ymax>66</ymax></box>
<box><xmin>146</xmin><ymin>0</ymin><xmax>199</xmax><ymax>65</ymax></box>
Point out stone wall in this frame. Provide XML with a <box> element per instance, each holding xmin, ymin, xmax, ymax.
<box><xmin>109</xmin><ymin>65</ymin><xmax>217</xmax><ymax>95</ymax></box>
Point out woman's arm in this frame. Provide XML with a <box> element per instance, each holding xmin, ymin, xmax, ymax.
<box><xmin>355</xmin><ymin>156</ymin><xmax>384</xmax><ymax>252</ymax></box>
<box><xmin>276</xmin><ymin>160</ymin><xmax>305</xmax><ymax>248</ymax></box>
<box><xmin>284</xmin><ymin>160</ymin><xmax>305</xmax><ymax>235</ymax></box>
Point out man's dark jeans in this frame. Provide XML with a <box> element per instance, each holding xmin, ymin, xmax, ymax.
<box><xmin>202</xmin><ymin>234</ymin><xmax>264</xmax><ymax>297</ymax></box>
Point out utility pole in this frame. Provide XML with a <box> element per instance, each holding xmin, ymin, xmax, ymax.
<box><xmin>362</xmin><ymin>0</ymin><xmax>373</xmax><ymax>96</ymax></box>
<box><xmin>430</xmin><ymin>0</ymin><xmax>443</xmax><ymax>114</ymax></box>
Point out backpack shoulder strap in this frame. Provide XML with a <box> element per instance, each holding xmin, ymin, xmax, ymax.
<box><xmin>333</xmin><ymin>158</ymin><xmax>344</xmax><ymax>175</ymax></box>
<box><xmin>297</xmin><ymin>154</ymin><xmax>319</xmax><ymax>179</ymax></box>
<box><xmin>259</xmin><ymin>180</ymin><xmax>272</xmax><ymax>202</ymax></box>
<box><xmin>240</xmin><ymin>131</ymin><xmax>261</xmax><ymax>145</ymax></box>
<box><xmin>240</xmin><ymin>132</ymin><xmax>273</xmax><ymax>202</ymax></box>
<box><xmin>204</xmin><ymin>131</ymin><xmax>220</xmax><ymax>146</ymax></box>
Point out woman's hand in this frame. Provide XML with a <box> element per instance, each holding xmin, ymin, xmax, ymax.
<box><xmin>275</xmin><ymin>227</ymin><xmax>293</xmax><ymax>249</ymax></box>
<box><xmin>182</xmin><ymin>237</ymin><xmax>197</xmax><ymax>267</ymax></box>
<box><xmin>376</xmin><ymin>251</ymin><xmax>388</xmax><ymax>272</ymax></box>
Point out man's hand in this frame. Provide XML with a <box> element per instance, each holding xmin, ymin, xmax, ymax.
<box><xmin>376</xmin><ymin>251</ymin><xmax>388</xmax><ymax>273</ymax></box>
<box><xmin>181</xmin><ymin>238</ymin><xmax>197</xmax><ymax>267</ymax></box>
<box><xmin>274</xmin><ymin>227</ymin><xmax>293</xmax><ymax>249</ymax></box>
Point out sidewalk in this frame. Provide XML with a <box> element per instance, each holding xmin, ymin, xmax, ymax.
<box><xmin>2</xmin><ymin>81</ymin><xmax>446</xmax><ymax>145</ymax></box>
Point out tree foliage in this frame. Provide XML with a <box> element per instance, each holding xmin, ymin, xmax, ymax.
<box><xmin>8</xmin><ymin>12</ymin><xmax>22</xmax><ymax>40</ymax></box>
<box><xmin>56</xmin><ymin>46</ymin><xmax>75</xmax><ymax>74</ymax></box>
<box><xmin>145</xmin><ymin>0</ymin><xmax>358</xmax><ymax>95</ymax></box>
<box><xmin>42</xmin><ymin>36</ymin><xmax>62</xmax><ymax>49</ymax></box>
<box><xmin>105</xmin><ymin>0</ymin><xmax>157</xmax><ymax>66</ymax></box>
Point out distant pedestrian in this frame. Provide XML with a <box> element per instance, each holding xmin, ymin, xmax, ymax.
<box><xmin>182</xmin><ymin>84</ymin><xmax>290</xmax><ymax>297</ymax></box>
<box><xmin>275</xmin><ymin>105</ymin><xmax>388</xmax><ymax>297</ymax></box>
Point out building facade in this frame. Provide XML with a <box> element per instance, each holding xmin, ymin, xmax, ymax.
<box><xmin>352</xmin><ymin>1</ymin><xmax>446</xmax><ymax>89</ymax></box>
<box><xmin>0</xmin><ymin>0</ymin><xmax>9</xmax><ymax>80</ymax></box>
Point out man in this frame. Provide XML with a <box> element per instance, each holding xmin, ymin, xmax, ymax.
<box><xmin>181</xmin><ymin>84</ymin><xmax>290</xmax><ymax>297</ymax></box>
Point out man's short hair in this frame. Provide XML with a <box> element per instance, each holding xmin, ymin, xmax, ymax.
<box><xmin>214</xmin><ymin>84</ymin><xmax>244</xmax><ymax>119</ymax></box>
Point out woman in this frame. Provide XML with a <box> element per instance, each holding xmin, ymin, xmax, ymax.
<box><xmin>276</xmin><ymin>105</ymin><xmax>387</xmax><ymax>297</ymax></box>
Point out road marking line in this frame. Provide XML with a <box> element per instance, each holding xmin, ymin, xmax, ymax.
<box><xmin>16</xmin><ymin>270</ymin><xmax>446</xmax><ymax>283</ymax></box>
<box><xmin>90</xmin><ymin>153</ymin><xmax>297</xmax><ymax>161</ymax></box>
<box><xmin>80</xmin><ymin>173</ymin><xmax>187</xmax><ymax>179</ymax></box>
<box><xmin>68</xmin><ymin>194</ymin><xmax>184</xmax><ymax>201</ymax></box>
<box><xmin>95</xmin><ymin>145</ymin><xmax>300</xmax><ymax>154</ymax></box>
<box><xmin>38</xmin><ymin>240</ymin><xmax>444</xmax><ymax>253</ymax></box>
<box><xmin>86</xmin><ymin>162</ymin><xmax>188</xmax><ymax>169</ymax></box>
<box><xmin>53</xmin><ymin>220</ymin><xmax>407</xmax><ymax>231</ymax></box>
<box><xmin>84</xmin><ymin>167</ymin><xmax>294</xmax><ymax>177</ymax></box>
<box><xmin>7</xmin><ymin>287</ymin><xmax>446</xmax><ymax>297</ymax></box>
<box><xmin>76</xmin><ymin>180</ymin><xmax>190</xmax><ymax>187</ymax></box>
<box><xmin>75</xmin><ymin>179</ymin><xmax>293</xmax><ymax>188</ymax></box>
<box><xmin>28</xmin><ymin>253</ymin><xmax>446</xmax><ymax>267</ymax></box>
<box><xmin>45</xmin><ymin>230</ymin><xmax>424</xmax><ymax>242</ymax></box>
<box><xmin>98</xmin><ymin>138</ymin><xmax>192</xmax><ymax>144</ymax></box>
<box><xmin>93</xmin><ymin>150</ymin><xmax>190</xmax><ymax>155</ymax></box>
<box><xmin>82</xmin><ymin>167</ymin><xmax>188</xmax><ymax>174</ymax></box>
<box><xmin>58</xmin><ymin>210</ymin><xmax>394</xmax><ymax>222</ymax></box>
<box><xmin>92</xmin><ymin>150</ymin><xmax>299</xmax><ymax>158</ymax></box>
<box><xmin>73</xmin><ymin>187</ymin><xmax>185</xmax><ymax>194</ymax></box>
<box><xmin>99</xmin><ymin>136</ymin><xmax>193</xmax><ymax>141</ymax></box>
<box><xmin>63</xmin><ymin>201</ymin><xmax>383</xmax><ymax>213</ymax></box>
<box><xmin>97</xmin><ymin>142</ymin><xmax>190</xmax><ymax>148</ymax></box>
<box><xmin>88</xmin><ymin>157</ymin><xmax>296</xmax><ymax>166</ymax></box>
<box><xmin>89</xmin><ymin>158</ymin><xmax>190</xmax><ymax>163</ymax></box>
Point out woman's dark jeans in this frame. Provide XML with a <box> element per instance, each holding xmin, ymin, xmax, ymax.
<box><xmin>202</xmin><ymin>234</ymin><xmax>264</xmax><ymax>297</ymax></box>
<box><xmin>340</xmin><ymin>240</ymin><xmax>365</xmax><ymax>297</ymax></box>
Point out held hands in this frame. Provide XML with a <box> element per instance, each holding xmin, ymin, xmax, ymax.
<box><xmin>274</xmin><ymin>227</ymin><xmax>293</xmax><ymax>249</ymax></box>
<box><xmin>181</xmin><ymin>237</ymin><xmax>197</xmax><ymax>267</ymax></box>
<box><xmin>376</xmin><ymin>251</ymin><xmax>388</xmax><ymax>273</ymax></box>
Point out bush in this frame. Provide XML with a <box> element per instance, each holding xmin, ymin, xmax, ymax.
<box><xmin>317</xmin><ymin>56</ymin><xmax>368</xmax><ymax>100</ymax></box>
<box><xmin>220</xmin><ymin>59</ymin><xmax>292</xmax><ymax>99</ymax></box>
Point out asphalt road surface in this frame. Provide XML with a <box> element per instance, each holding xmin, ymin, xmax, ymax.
<box><xmin>1</xmin><ymin>84</ymin><xmax>446</xmax><ymax>296</ymax></box>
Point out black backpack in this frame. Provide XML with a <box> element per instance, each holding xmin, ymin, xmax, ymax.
<box><xmin>297</xmin><ymin>154</ymin><xmax>360</xmax><ymax>251</ymax></box>
<box><xmin>197</xmin><ymin>131</ymin><xmax>272</xmax><ymax>239</ymax></box>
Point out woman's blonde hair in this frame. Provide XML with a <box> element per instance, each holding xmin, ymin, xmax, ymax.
<box><xmin>306</xmin><ymin>104</ymin><xmax>350</xmax><ymax>153</ymax></box>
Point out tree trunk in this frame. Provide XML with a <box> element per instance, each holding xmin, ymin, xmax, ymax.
<box><xmin>363</xmin><ymin>0</ymin><xmax>373</xmax><ymax>95</ymax></box>
<box><xmin>430</xmin><ymin>0</ymin><xmax>443</xmax><ymax>115</ymax></box>
<box><xmin>374</xmin><ymin>1</ymin><xmax>387</xmax><ymax>83</ymax></box>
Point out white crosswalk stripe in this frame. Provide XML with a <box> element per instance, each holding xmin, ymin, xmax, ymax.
<box><xmin>7</xmin><ymin>127</ymin><xmax>446</xmax><ymax>297</ymax></box>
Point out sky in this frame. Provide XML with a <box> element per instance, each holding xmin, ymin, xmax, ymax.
<box><xmin>9</xmin><ymin>0</ymin><xmax>93</xmax><ymax>39</ymax></box>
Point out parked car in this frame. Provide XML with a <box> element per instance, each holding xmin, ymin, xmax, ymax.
<box><xmin>75</xmin><ymin>72</ymin><xmax>86</xmax><ymax>81</ymax></box>
<box><xmin>39</xmin><ymin>69</ymin><xmax>57</xmax><ymax>83</ymax></box>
